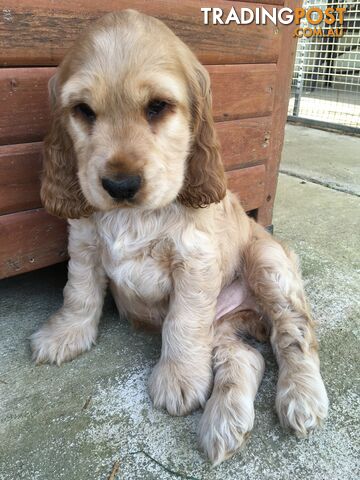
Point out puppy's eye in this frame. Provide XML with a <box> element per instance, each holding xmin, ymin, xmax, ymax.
<box><xmin>146</xmin><ymin>100</ymin><xmax>168</xmax><ymax>121</ymax></box>
<box><xmin>73</xmin><ymin>103</ymin><xmax>96</xmax><ymax>123</ymax></box>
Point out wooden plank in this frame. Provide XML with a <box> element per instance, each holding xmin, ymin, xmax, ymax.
<box><xmin>227</xmin><ymin>165</ymin><xmax>265</xmax><ymax>212</ymax></box>
<box><xmin>0</xmin><ymin>1</ymin><xmax>281</xmax><ymax>67</ymax></box>
<box><xmin>0</xmin><ymin>68</ymin><xmax>52</xmax><ymax>146</ymax></box>
<box><xmin>0</xmin><ymin>209</ymin><xmax>68</xmax><ymax>279</ymax></box>
<box><xmin>0</xmin><ymin>65</ymin><xmax>275</xmax><ymax>145</ymax></box>
<box><xmin>210</xmin><ymin>64</ymin><xmax>276</xmax><ymax>122</ymax></box>
<box><xmin>217</xmin><ymin>117</ymin><xmax>271</xmax><ymax>170</ymax></box>
<box><xmin>257</xmin><ymin>0</ymin><xmax>302</xmax><ymax>227</ymax></box>
<box><xmin>0</xmin><ymin>143</ymin><xmax>42</xmax><ymax>215</ymax></box>
<box><xmin>0</xmin><ymin>119</ymin><xmax>269</xmax><ymax>215</ymax></box>
<box><xmin>228</xmin><ymin>0</ymin><xmax>284</xmax><ymax>4</ymax></box>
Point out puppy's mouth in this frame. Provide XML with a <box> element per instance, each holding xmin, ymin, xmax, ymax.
<box><xmin>101</xmin><ymin>174</ymin><xmax>142</xmax><ymax>204</ymax></box>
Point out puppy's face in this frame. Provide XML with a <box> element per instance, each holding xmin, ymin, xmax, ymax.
<box><xmin>41</xmin><ymin>10</ymin><xmax>226</xmax><ymax>218</ymax></box>
<box><xmin>62</xmin><ymin>40</ymin><xmax>191</xmax><ymax>211</ymax></box>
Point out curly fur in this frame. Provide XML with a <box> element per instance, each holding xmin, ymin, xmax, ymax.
<box><xmin>31</xmin><ymin>10</ymin><xmax>328</xmax><ymax>465</ymax></box>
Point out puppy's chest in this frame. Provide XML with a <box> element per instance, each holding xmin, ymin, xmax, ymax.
<box><xmin>97</xmin><ymin>219</ymin><xmax>174</xmax><ymax>306</ymax></box>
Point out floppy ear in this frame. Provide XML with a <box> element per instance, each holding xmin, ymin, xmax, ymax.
<box><xmin>40</xmin><ymin>74</ymin><xmax>94</xmax><ymax>219</ymax></box>
<box><xmin>178</xmin><ymin>62</ymin><xmax>227</xmax><ymax>208</ymax></box>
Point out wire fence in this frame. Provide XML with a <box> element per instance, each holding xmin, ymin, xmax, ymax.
<box><xmin>288</xmin><ymin>0</ymin><xmax>360</xmax><ymax>132</ymax></box>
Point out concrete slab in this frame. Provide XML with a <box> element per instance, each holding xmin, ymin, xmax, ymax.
<box><xmin>1</xmin><ymin>129</ymin><xmax>359</xmax><ymax>479</ymax></box>
<box><xmin>281</xmin><ymin>124</ymin><xmax>360</xmax><ymax>196</ymax></box>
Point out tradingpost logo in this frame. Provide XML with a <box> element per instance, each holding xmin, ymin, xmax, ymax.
<box><xmin>201</xmin><ymin>6</ymin><xmax>346</xmax><ymax>38</ymax></box>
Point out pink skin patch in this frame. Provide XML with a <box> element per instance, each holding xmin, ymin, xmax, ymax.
<box><xmin>215</xmin><ymin>278</ymin><xmax>256</xmax><ymax>320</ymax></box>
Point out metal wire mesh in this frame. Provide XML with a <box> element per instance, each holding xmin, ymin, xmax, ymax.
<box><xmin>288</xmin><ymin>0</ymin><xmax>360</xmax><ymax>129</ymax></box>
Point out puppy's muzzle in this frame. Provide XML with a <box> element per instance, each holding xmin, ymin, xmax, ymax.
<box><xmin>101</xmin><ymin>175</ymin><xmax>141</xmax><ymax>201</ymax></box>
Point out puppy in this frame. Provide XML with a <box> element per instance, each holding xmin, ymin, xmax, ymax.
<box><xmin>31</xmin><ymin>10</ymin><xmax>328</xmax><ymax>464</ymax></box>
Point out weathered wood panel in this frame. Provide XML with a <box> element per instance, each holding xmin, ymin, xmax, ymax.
<box><xmin>217</xmin><ymin>117</ymin><xmax>271</xmax><ymax>169</ymax></box>
<box><xmin>0</xmin><ymin>65</ymin><xmax>275</xmax><ymax>145</ymax></box>
<box><xmin>229</xmin><ymin>0</ymin><xmax>284</xmax><ymax>3</ymax></box>
<box><xmin>0</xmin><ymin>209</ymin><xmax>68</xmax><ymax>279</ymax></box>
<box><xmin>0</xmin><ymin>68</ymin><xmax>52</xmax><ymax>146</ymax></box>
<box><xmin>210</xmin><ymin>64</ymin><xmax>276</xmax><ymax>122</ymax></box>
<box><xmin>0</xmin><ymin>0</ymin><xmax>281</xmax><ymax>66</ymax></box>
<box><xmin>0</xmin><ymin>143</ymin><xmax>42</xmax><ymax>215</ymax></box>
<box><xmin>227</xmin><ymin>165</ymin><xmax>265</xmax><ymax>212</ymax></box>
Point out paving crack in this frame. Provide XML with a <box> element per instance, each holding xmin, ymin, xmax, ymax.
<box><xmin>279</xmin><ymin>169</ymin><xmax>360</xmax><ymax>197</ymax></box>
<box><xmin>129</xmin><ymin>450</ymin><xmax>201</xmax><ymax>480</ymax></box>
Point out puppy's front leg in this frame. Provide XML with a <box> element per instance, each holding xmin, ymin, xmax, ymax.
<box><xmin>31</xmin><ymin>219</ymin><xmax>107</xmax><ymax>365</ymax></box>
<box><xmin>149</xmin><ymin>256</ymin><xmax>220</xmax><ymax>416</ymax></box>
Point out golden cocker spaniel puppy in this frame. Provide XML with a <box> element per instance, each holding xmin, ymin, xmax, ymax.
<box><xmin>31</xmin><ymin>10</ymin><xmax>328</xmax><ymax>465</ymax></box>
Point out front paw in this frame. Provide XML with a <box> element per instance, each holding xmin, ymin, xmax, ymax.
<box><xmin>30</xmin><ymin>313</ymin><xmax>97</xmax><ymax>366</ymax></box>
<box><xmin>148</xmin><ymin>358</ymin><xmax>212</xmax><ymax>416</ymax></box>
<box><xmin>276</xmin><ymin>370</ymin><xmax>329</xmax><ymax>437</ymax></box>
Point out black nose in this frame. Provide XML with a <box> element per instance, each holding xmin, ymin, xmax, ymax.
<box><xmin>101</xmin><ymin>175</ymin><xmax>141</xmax><ymax>201</ymax></box>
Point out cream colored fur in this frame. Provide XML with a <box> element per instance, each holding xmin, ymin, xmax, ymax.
<box><xmin>30</xmin><ymin>10</ymin><xmax>328</xmax><ymax>464</ymax></box>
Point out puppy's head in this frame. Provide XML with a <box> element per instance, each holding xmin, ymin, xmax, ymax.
<box><xmin>41</xmin><ymin>10</ymin><xmax>226</xmax><ymax>218</ymax></box>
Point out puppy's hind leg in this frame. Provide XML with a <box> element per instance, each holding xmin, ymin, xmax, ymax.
<box><xmin>198</xmin><ymin>310</ymin><xmax>266</xmax><ymax>465</ymax></box>
<box><xmin>244</xmin><ymin>225</ymin><xmax>328</xmax><ymax>437</ymax></box>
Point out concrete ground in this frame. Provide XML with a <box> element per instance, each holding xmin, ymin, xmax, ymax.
<box><xmin>0</xmin><ymin>124</ymin><xmax>359</xmax><ymax>479</ymax></box>
<box><xmin>280</xmin><ymin>124</ymin><xmax>360</xmax><ymax>196</ymax></box>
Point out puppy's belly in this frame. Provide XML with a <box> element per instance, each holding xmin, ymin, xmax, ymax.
<box><xmin>216</xmin><ymin>278</ymin><xmax>257</xmax><ymax>320</ymax></box>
